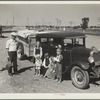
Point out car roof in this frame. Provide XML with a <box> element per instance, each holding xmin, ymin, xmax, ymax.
<box><xmin>35</xmin><ymin>31</ymin><xmax>86</xmax><ymax>39</ymax></box>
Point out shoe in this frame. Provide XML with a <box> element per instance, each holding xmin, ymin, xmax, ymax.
<box><xmin>54</xmin><ymin>79</ymin><xmax>58</xmax><ymax>82</ymax></box>
<box><xmin>8</xmin><ymin>73</ymin><xmax>13</xmax><ymax>76</ymax></box>
<box><xmin>37</xmin><ymin>74</ymin><xmax>39</xmax><ymax>76</ymax></box>
<box><xmin>58</xmin><ymin>79</ymin><xmax>62</xmax><ymax>83</ymax></box>
<box><xmin>43</xmin><ymin>76</ymin><xmax>46</xmax><ymax>78</ymax></box>
<box><xmin>14</xmin><ymin>71</ymin><xmax>18</xmax><ymax>75</ymax></box>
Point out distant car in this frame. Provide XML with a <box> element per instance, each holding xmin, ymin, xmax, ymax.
<box><xmin>17</xmin><ymin>30</ymin><xmax>100</xmax><ymax>89</ymax></box>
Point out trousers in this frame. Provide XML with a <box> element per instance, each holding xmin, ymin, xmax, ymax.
<box><xmin>8</xmin><ymin>51</ymin><xmax>17</xmax><ymax>73</ymax></box>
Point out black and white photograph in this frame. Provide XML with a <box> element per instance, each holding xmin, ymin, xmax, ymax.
<box><xmin>0</xmin><ymin>1</ymin><xmax>100</xmax><ymax>98</ymax></box>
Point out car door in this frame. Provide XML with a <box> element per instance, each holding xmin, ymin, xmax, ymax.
<box><xmin>63</xmin><ymin>39</ymin><xmax>72</xmax><ymax>68</ymax></box>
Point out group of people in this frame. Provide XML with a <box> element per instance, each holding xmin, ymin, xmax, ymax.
<box><xmin>33</xmin><ymin>41</ymin><xmax>63</xmax><ymax>83</ymax></box>
<box><xmin>1</xmin><ymin>32</ymin><xmax>63</xmax><ymax>83</ymax></box>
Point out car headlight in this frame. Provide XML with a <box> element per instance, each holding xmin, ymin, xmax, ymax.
<box><xmin>88</xmin><ymin>56</ymin><xmax>94</xmax><ymax>63</ymax></box>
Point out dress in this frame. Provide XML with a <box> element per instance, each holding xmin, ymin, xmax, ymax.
<box><xmin>44</xmin><ymin>57</ymin><xmax>56</xmax><ymax>78</ymax></box>
<box><xmin>55</xmin><ymin>54</ymin><xmax>63</xmax><ymax>79</ymax></box>
<box><xmin>35</xmin><ymin>59</ymin><xmax>42</xmax><ymax>70</ymax></box>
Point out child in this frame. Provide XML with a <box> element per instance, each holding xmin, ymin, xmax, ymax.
<box><xmin>42</xmin><ymin>53</ymin><xmax>50</xmax><ymax>76</ymax></box>
<box><xmin>0</xmin><ymin>57</ymin><xmax>12</xmax><ymax>76</ymax></box>
<box><xmin>43</xmin><ymin>56</ymin><xmax>56</xmax><ymax>79</ymax></box>
<box><xmin>54</xmin><ymin>48</ymin><xmax>63</xmax><ymax>83</ymax></box>
<box><xmin>35</xmin><ymin>54</ymin><xmax>42</xmax><ymax>76</ymax></box>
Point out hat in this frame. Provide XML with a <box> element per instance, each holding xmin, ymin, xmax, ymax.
<box><xmin>11</xmin><ymin>32</ymin><xmax>17</xmax><ymax>36</ymax></box>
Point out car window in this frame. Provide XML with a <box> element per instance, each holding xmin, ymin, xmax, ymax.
<box><xmin>74</xmin><ymin>38</ymin><xmax>83</xmax><ymax>45</ymax></box>
<box><xmin>64</xmin><ymin>39</ymin><xmax>72</xmax><ymax>44</ymax></box>
<box><xmin>64</xmin><ymin>38</ymin><xmax>84</xmax><ymax>46</ymax></box>
<box><xmin>41</xmin><ymin>38</ymin><xmax>47</xmax><ymax>42</ymax></box>
<box><xmin>48</xmin><ymin>38</ymin><xmax>54</xmax><ymax>42</ymax></box>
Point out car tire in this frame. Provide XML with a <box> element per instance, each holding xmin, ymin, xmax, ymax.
<box><xmin>71</xmin><ymin>66</ymin><xmax>89</xmax><ymax>89</ymax></box>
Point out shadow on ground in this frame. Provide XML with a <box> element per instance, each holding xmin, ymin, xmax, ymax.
<box><xmin>18</xmin><ymin>66</ymin><xmax>34</xmax><ymax>74</ymax></box>
<box><xmin>90</xmin><ymin>78</ymin><xmax>100</xmax><ymax>86</ymax></box>
<box><xmin>0</xmin><ymin>36</ymin><xmax>8</xmax><ymax>38</ymax></box>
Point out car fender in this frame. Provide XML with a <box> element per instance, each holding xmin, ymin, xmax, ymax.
<box><xmin>70</xmin><ymin>60</ymin><xmax>90</xmax><ymax>70</ymax></box>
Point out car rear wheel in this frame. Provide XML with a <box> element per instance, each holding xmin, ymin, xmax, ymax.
<box><xmin>71</xmin><ymin>66</ymin><xmax>89</xmax><ymax>89</ymax></box>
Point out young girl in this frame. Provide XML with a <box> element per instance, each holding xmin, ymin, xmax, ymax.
<box><xmin>35</xmin><ymin>55</ymin><xmax>42</xmax><ymax>76</ymax></box>
<box><xmin>54</xmin><ymin>48</ymin><xmax>63</xmax><ymax>83</ymax></box>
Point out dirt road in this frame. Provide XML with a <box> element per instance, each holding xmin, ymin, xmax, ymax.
<box><xmin>0</xmin><ymin>32</ymin><xmax>100</xmax><ymax>93</ymax></box>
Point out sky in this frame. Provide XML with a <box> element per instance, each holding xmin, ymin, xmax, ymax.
<box><xmin>0</xmin><ymin>4</ymin><xmax>100</xmax><ymax>26</ymax></box>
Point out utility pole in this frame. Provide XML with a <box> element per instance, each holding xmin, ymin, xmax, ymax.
<box><xmin>13</xmin><ymin>16</ymin><xmax>15</xmax><ymax>26</ymax></box>
<box><xmin>42</xmin><ymin>18</ymin><xmax>44</xmax><ymax>26</ymax></box>
<box><xmin>35</xmin><ymin>20</ymin><xmax>37</xmax><ymax>26</ymax></box>
<box><xmin>48</xmin><ymin>22</ymin><xmax>51</xmax><ymax>26</ymax></box>
<box><xmin>56</xmin><ymin>18</ymin><xmax>59</xmax><ymax>27</ymax></box>
<box><xmin>7</xmin><ymin>20</ymin><xmax>8</xmax><ymax>26</ymax></box>
<box><xmin>27</xmin><ymin>17</ymin><xmax>29</xmax><ymax>26</ymax></box>
<box><xmin>69</xmin><ymin>21</ymin><xmax>73</xmax><ymax>27</ymax></box>
<box><xmin>59</xmin><ymin>20</ymin><xmax>61</xmax><ymax>27</ymax></box>
<box><xmin>97</xmin><ymin>17</ymin><xmax>100</xmax><ymax>27</ymax></box>
<box><xmin>0</xmin><ymin>17</ymin><xmax>1</xmax><ymax>25</ymax></box>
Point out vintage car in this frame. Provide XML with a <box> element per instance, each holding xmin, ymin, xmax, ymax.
<box><xmin>17</xmin><ymin>30</ymin><xmax>100</xmax><ymax>89</ymax></box>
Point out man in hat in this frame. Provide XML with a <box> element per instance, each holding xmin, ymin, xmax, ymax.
<box><xmin>6</xmin><ymin>32</ymin><xmax>18</xmax><ymax>76</ymax></box>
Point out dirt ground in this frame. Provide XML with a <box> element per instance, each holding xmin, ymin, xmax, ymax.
<box><xmin>0</xmin><ymin>32</ymin><xmax>100</xmax><ymax>93</ymax></box>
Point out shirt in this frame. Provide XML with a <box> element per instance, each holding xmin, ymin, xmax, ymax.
<box><xmin>6</xmin><ymin>39</ymin><xmax>18</xmax><ymax>52</ymax></box>
<box><xmin>42</xmin><ymin>58</ymin><xmax>50</xmax><ymax>68</ymax></box>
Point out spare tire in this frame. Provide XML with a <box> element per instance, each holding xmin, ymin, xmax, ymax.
<box><xmin>17</xmin><ymin>42</ymin><xmax>24</xmax><ymax>60</ymax></box>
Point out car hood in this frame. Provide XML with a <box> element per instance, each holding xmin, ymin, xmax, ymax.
<box><xmin>71</xmin><ymin>47</ymin><xmax>91</xmax><ymax>60</ymax></box>
<box><xmin>71</xmin><ymin>47</ymin><xmax>100</xmax><ymax>64</ymax></box>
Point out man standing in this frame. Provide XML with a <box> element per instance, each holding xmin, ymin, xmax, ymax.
<box><xmin>6</xmin><ymin>32</ymin><xmax>18</xmax><ymax>76</ymax></box>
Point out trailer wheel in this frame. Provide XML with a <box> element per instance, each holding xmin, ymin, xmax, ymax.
<box><xmin>71</xmin><ymin>66</ymin><xmax>89</xmax><ymax>89</ymax></box>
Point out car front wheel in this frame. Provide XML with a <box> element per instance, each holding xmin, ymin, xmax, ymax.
<box><xmin>71</xmin><ymin>66</ymin><xmax>89</xmax><ymax>89</ymax></box>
